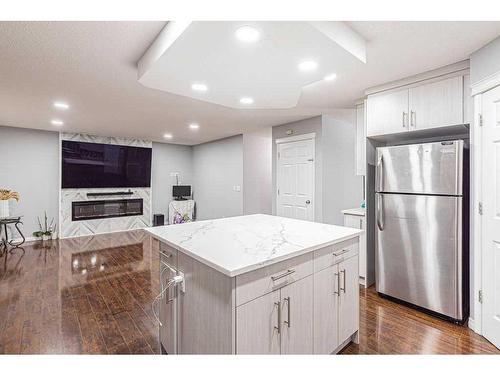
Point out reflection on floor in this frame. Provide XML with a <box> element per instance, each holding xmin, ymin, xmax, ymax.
<box><xmin>341</xmin><ymin>286</ymin><xmax>499</xmax><ymax>354</ymax></box>
<box><xmin>0</xmin><ymin>230</ymin><xmax>160</xmax><ymax>354</ymax></box>
<box><xmin>1</xmin><ymin>230</ymin><xmax>498</xmax><ymax>354</ymax></box>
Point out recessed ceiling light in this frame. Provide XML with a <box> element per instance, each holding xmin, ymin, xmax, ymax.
<box><xmin>298</xmin><ymin>60</ymin><xmax>318</xmax><ymax>72</ymax></box>
<box><xmin>51</xmin><ymin>119</ymin><xmax>64</xmax><ymax>126</ymax></box>
<box><xmin>235</xmin><ymin>26</ymin><xmax>260</xmax><ymax>43</ymax></box>
<box><xmin>53</xmin><ymin>101</ymin><xmax>69</xmax><ymax>110</ymax></box>
<box><xmin>240</xmin><ymin>97</ymin><xmax>254</xmax><ymax>105</ymax></box>
<box><xmin>189</xmin><ymin>123</ymin><xmax>200</xmax><ymax>130</ymax></box>
<box><xmin>191</xmin><ymin>83</ymin><xmax>208</xmax><ymax>92</ymax></box>
<box><xmin>163</xmin><ymin>133</ymin><xmax>173</xmax><ymax>139</ymax></box>
<box><xmin>324</xmin><ymin>73</ymin><xmax>337</xmax><ymax>81</ymax></box>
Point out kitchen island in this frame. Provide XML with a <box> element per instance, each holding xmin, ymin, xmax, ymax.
<box><xmin>146</xmin><ymin>214</ymin><xmax>362</xmax><ymax>354</ymax></box>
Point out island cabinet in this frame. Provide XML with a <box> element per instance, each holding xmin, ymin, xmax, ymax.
<box><xmin>148</xmin><ymin>214</ymin><xmax>362</xmax><ymax>355</ymax></box>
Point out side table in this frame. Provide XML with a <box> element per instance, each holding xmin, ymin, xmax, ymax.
<box><xmin>0</xmin><ymin>216</ymin><xmax>26</xmax><ymax>257</ymax></box>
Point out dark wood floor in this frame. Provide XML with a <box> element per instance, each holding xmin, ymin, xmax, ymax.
<box><xmin>341</xmin><ymin>286</ymin><xmax>499</xmax><ymax>354</ymax></box>
<box><xmin>0</xmin><ymin>230</ymin><xmax>160</xmax><ymax>354</ymax></box>
<box><xmin>0</xmin><ymin>230</ymin><xmax>498</xmax><ymax>354</ymax></box>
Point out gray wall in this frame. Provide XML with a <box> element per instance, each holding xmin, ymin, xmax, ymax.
<box><xmin>272</xmin><ymin>116</ymin><xmax>323</xmax><ymax>221</ymax></box>
<box><xmin>243</xmin><ymin>127</ymin><xmax>272</xmax><ymax>215</ymax></box>
<box><xmin>192</xmin><ymin>135</ymin><xmax>243</xmax><ymax>220</ymax></box>
<box><xmin>0</xmin><ymin>126</ymin><xmax>59</xmax><ymax>239</ymax></box>
<box><xmin>322</xmin><ymin>112</ymin><xmax>363</xmax><ymax>225</ymax></box>
<box><xmin>151</xmin><ymin>142</ymin><xmax>193</xmax><ymax>219</ymax></box>
<box><xmin>470</xmin><ymin>36</ymin><xmax>500</xmax><ymax>85</ymax></box>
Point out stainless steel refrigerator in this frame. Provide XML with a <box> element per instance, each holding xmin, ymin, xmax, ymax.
<box><xmin>375</xmin><ymin>140</ymin><xmax>469</xmax><ymax>323</ymax></box>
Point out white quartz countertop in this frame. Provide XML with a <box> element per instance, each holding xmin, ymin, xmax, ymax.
<box><xmin>146</xmin><ymin>214</ymin><xmax>362</xmax><ymax>277</ymax></box>
<box><xmin>341</xmin><ymin>207</ymin><xmax>366</xmax><ymax>217</ymax></box>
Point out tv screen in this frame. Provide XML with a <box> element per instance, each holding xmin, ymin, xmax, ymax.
<box><xmin>173</xmin><ymin>185</ymin><xmax>191</xmax><ymax>197</ymax></box>
<box><xmin>62</xmin><ymin>140</ymin><xmax>152</xmax><ymax>188</ymax></box>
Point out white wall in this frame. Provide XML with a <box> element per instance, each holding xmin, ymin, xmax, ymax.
<box><xmin>272</xmin><ymin>116</ymin><xmax>323</xmax><ymax>221</ymax></box>
<box><xmin>151</xmin><ymin>142</ymin><xmax>193</xmax><ymax>219</ymax></box>
<box><xmin>243</xmin><ymin>127</ymin><xmax>272</xmax><ymax>215</ymax></box>
<box><xmin>470</xmin><ymin>36</ymin><xmax>500</xmax><ymax>85</ymax></box>
<box><xmin>322</xmin><ymin>111</ymin><xmax>363</xmax><ymax>225</ymax></box>
<box><xmin>0</xmin><ymin>125</ymin><xmax>59</xmax><ymax>238</ymax></box>
<box><xmin>192</xmin><ymin>135</ymin><xmax>244</xmax><ymax>220</ymax></box>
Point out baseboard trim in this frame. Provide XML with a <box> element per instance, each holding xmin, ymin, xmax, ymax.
<box><xmin>468</xmin><ymin>317</ymin><xmax>474</xmax><ymax>330</ymax></box>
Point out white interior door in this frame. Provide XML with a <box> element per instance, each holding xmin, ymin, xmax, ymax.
<box><xmin>482</xmin><ymin>85</ymin><xmax>500</xmax><ymax>349</ymax></box>
<box><xmin>277</xmin><ymin>138</ymin><xmax>314</xmax><ymax>221</ymax></box>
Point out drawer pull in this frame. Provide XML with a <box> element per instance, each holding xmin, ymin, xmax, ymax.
<box><xmin>159</xmin><ymin>250</ymin><xmax>173</xmax><ymax>258</ymax></box>
<box><xmin>333</xmin><ymin>249</ymin><xmax>349</xmax><ymax>256</ymax></box>
<box><xmin>271</xmin><ymin>269</ymin><xmax>296</xmax><ymax>282</ymax></box>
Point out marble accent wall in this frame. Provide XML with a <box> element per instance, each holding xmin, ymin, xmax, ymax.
<box><xmin>59</xmin><ymin>133</ymin><xmax>152</xmax><ymax>238</ymax></box>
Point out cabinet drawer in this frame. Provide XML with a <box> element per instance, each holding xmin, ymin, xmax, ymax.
<box><xmin>159</xmin><ymin>241</ymin><xmax>178</xmax><ymax>269</ymax></box>
<box><xmin>313</xmin><ymin>238</ymin><xmax>359</xmax><ymax>273</ymax></box>
<box><xmin>235</xmin><ymin>253</ymin><xmax>313</xmax><ymax>306</ymax></box>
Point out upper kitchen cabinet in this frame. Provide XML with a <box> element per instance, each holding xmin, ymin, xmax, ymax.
<box><xmin>366</xmin><ymin>71</ymin><xmax>470</xmax><ymax>138</ymax></box>
<box><xmin>355</xmin><ymin>103</ymin><xmax>366</xmax><ymax>175</ymax></box>
<box><xmin>408</xmin><ymin>76</ymin><xmax>463</xmax><ymax>131</ymax></box>
<box><xmin>366</xmin><ymin>88</ymin><xmax>409</xmax><ymax>137</ymax></box>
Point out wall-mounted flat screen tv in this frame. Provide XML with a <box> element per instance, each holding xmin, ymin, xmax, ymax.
<box><xmin>62</xmin><ymin>140</ymin><xmax>152</xmax><ymax>188</ymax></box>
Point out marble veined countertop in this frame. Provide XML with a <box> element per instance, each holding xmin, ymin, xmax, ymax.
<box><xmin>146</xmin><ymin>214</ymin><xmax>362</xmax><ymax>277</ymax></box>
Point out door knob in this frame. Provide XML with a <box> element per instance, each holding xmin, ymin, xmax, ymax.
<box><xmin>306</xmin><ymin>200</ymin><xmax>311</xmax><ymax>204</ymax></box>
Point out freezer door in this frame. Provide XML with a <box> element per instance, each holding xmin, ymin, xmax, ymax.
<box><xmin>375</xmin><ymin>140</ymin><xmax>463</xmax><ymax>195</ymax></box>
<box><xmin>376</xmin><ymin>193</ymin><xmax>463</xmax><ymax>319</ymax></box>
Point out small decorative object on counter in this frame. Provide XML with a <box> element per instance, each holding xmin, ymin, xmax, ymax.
<box><xmin>0</xmin><ymin>189</ymin><xmax>20</xmax><ymax>218</ymax></box>
<box><xmin>33</xmin><ymin>211</ymin><xmax>56</xmax><ymax>242</ymax></box>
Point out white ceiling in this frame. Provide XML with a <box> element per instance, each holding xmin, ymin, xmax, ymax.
<box><xmin>1</xmin><ymin>21</ymin><xmax>500</xmax><ymax>145</ymax></box>
<box><xmin>138</xmin><ymin>21</ymin><xmax>365</xmax><ymax>109</ymax></box>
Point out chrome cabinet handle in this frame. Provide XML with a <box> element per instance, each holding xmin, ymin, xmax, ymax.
<box><xmin>271</xmin><ymin>269</ymin><xmax>295</xmax><ymax>282</ymax></box>
<box><xmin>284</xmin><ymin>297</ymin><xmax>291</xmax><ymax>327</ymax></box>
<box><xmin>410</xmin><ymin>110</ymin><xmax>416</xmax><ymax>127</ymax></box>
<box><xmin>305</xmin><ymin>200</ymin><xmax>311</xmax><ymax>204</ymax></box>
<box><xmin>402</xmin><ymin>111</ymin><xmax>407</xmax><ymax>128</ymax></box>
<box><xmin>333</xmin><ymin>249</ymin><xmax>349</xmax><ymax>257</ymax></box>
<box><xmin>274</xmin><ymin>301</ymin><xmax>281</xmax><ymax>334</ymax></box>
<box><xmin>340</xmin><ymin>270</ymin><xmax>346</xmax><ymax>293</ymax></box>
<box><xmin>334</xmin><ymin>272</ymin><xmax>340</xmax><ymax>295</ymax></box>
<box><xmin>159</xmin><ymin>250</ymin><xmax>172</xmax><ymax>258</ymax></box>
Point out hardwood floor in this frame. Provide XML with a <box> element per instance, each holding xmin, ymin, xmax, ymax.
<box><xmin>0</xmin><ymin>230</ymin><xmax>161</xmax><ymax>354</ymax></box>
<box><xmin>341</xmin><ymin>286</ymin><xmax>499</xmax><ymax>354</ymax></box>
<box><xmin>0</xmin><ymin>230</ymin><xmax>498</xmax><ymax>354</ymax></box>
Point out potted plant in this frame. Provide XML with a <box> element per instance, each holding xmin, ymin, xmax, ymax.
<box><xmin>33</xmin><ymin>211</ymin><xmax>56</xmax><ymax>242</ymax></box>
<box><xmin>0</xmin><ymin>189</ymin><xmax>20</xmax><ymax>218</ymax></box>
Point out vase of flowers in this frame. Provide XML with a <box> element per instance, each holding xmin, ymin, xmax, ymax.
<box><xmin>33</xmin><ymin>211</ymin><xmax>56</xmax><ymax>242</ymax></box>
<box><xmin>0</xmin><ymin>189</ymin><xmax>20</xmax><ymax>218</ymax></box>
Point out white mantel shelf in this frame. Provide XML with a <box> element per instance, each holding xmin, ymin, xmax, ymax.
<box><xmin>146</xmin><ymin>214</ymin><xmax>362</xmax><ymax>277</ymax></box>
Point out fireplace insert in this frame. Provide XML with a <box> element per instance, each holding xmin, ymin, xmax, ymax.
<box><xmin>72</xmin><ymin>198</ymin><xmax>143</xmax><ymax>221</ymax></box>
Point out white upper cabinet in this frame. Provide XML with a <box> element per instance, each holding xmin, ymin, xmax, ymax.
<box><xmin>408</xmin><ymin>76</ymin><xmax>463</xmax><ymax>131</ymax></box>
<box><xmin>366</xmin><ymin>73</ymin><xmax>468</xmax><ymax>137</ymax></box>
<box><xmin>366</xmin><ymin>88</ymin><xmax>409</xmax><ymax>137</ymax></box>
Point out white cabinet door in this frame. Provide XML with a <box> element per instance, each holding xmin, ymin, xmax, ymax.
<box><xmin>366</xmin><ymin>89</ymin><xmax>409</xmax><ymax>136</ymax></box>
<box><xmin>408</xmin><ymin>75</ymin><xmax>463</xmax><ymax>131</ymax></box>
<box><xmin>236</xmin><ymin>290</ymin><xmax>281</xmax><ymax>354</ymax></box>
<box><xmin>281</xmin><ymin>275</ymin><xmax>313</xmax><ymax>354</ymax></box>
<box><xmin>277</xmin><ymin>139</ymin><xmax>315</xmax><ymax>221</ymax></box>
<box><xmin>313</xmin><ymin>265</ymin><xmax>339</xmax><ymax>354</ymax></box>
<box><xmin>355</xmin><ymin>103</ymin><xmax>366</xmax><ymax>175</ymax></box>
<box><xmin>338</xmin><ymin>255</ymin><xmax>359</xmax><ymax>344</ymax></box>
<box><xmin>481</xmin><ymin>85</ymin><xmax>500</xmax><ymax>349</ymax></box>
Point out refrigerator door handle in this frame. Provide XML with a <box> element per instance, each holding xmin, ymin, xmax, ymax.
<box><xmin>377</xmin><ymin>194</ymin><xmax>384</xmax><ymax>231</ymax></box>
<box><xmin>377</xmin><ymin>155</ymin><xmax>384</xmax><ymax>192</ymax></box>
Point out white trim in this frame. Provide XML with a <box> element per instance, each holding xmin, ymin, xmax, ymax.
<box><xmin>276</xmin><ymin>138</ymin><xmax>316</xmax><ymax>222</ymax></box>
<box><xmin>471</xmin><ymin>93</ymin><xmax>483</xmax><ymax>334</ymax></box>
<box><xmin>275</xmin><ymin>132</ymin><xmax>316</xmax><ymax>144</ymax></box>
<box><xmin>468</xmin><ymin>317</ymin><xmax>475</xmax><ymax>331</ymax></box>
<box><xmin>471</xmin><ymin>70</ymin><xmax>500</xmax><ymax>96</ymax></box>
